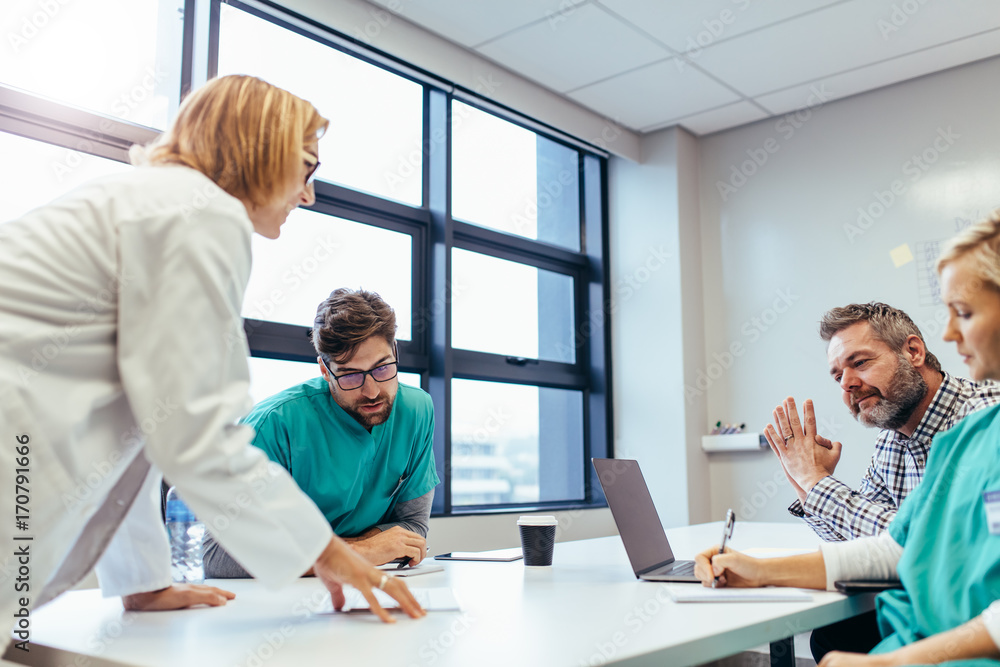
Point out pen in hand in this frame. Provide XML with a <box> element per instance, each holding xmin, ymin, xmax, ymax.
<box><xmin>712</xmin><ymin>509</ymin><xmax>736</xmax><ymax>589</ymax></box>
<box><xmin>395</xmin><ymin>557</ymin><xmax>413</xmax><ymax>570</ymax></box>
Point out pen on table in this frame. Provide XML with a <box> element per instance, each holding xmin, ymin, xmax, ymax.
<box><xmin>712</xmin><ymin>509</ymin><xmax>736</xmax><ymax>589</ymax></box>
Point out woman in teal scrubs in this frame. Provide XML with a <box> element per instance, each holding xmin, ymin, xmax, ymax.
<box><xmin>696</xmin><ymin>211</ymin><xmax>1000</xmax><ymax>666</ymax></box>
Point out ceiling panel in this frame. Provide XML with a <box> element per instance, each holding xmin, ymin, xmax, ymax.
<box><xmin>755</xmin><ymin>30</ymin><xmax>1000</xmax><ymax>116</ymax></box>
<box><xmin>568</xmin><ymin>59</ymin><xmax>741</xmax><ymax>130</ymax></box>
<box><xmin>476</xmin><ymin>3</ymin><xmax>670</xmax><ymax>93</ymax></box>
<box><xmin>695</xmin><ymin>0</ymin><xmax>1000</xmax><ymax>97</ymax></box>
<box><xmin>596</xmin><ymin>0</ymin><xmax>845</xmax><ymax>52</ymax></box>
<box><xmin>359</xmin><ymin>0</ymin><xmax>1000</xmax><ymax>138</ymax></box>
<box><xmin>666</xmin><ymin>101</ymin><xmax>770</xmax><ymax>136</ymax></box>
<box><xmin>367</xmin><ymin>0</ymin><xmax>585</xmax><ymax>48</ymax></box>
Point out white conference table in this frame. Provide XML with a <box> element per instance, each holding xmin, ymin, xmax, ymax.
<box><xmin>12</xmin><ymin>522</ymin><xmax>874</xmax><ymax>667</ymax></box>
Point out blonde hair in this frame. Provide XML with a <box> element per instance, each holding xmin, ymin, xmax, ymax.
<box><xmin>138</xmin><ymin>75</ymin><xmax>328</xmax><ymax>207</ymax></box>
<box><xmin>936</xmin><ymin>210</ymin><xmax>1000</xmax><ymax>292</ymax></box>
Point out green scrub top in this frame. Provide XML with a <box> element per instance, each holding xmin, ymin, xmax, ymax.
<box><xmin>241</xmin><ymin>378</ymin><xmax>440</xmax><ymax>538</ymax></box>
<box><xmin>876</xmin><ymin>402</ymin><xmax>1000</xmax><ymax>666</ymax></box>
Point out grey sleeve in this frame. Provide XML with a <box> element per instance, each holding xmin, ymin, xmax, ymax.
<box><xmin>375</xmin><ymin>490</ymin><xmax>434</xmax><ymax>538</ymax></box>
<box><xmin>203</xmin><ymin>532</ymin><xmax>252</xmax><ymax>579</ymax></box>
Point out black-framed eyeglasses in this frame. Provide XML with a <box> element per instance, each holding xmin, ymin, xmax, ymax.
<box><xmin>303</xmin><ymin>156</ymin><xmax>321</xmax><ymax>186</ymax></box>
<box><xmin>320</xmin><ymin>357</ymin><xmax>398</xmax><ymax>391</ymax></box>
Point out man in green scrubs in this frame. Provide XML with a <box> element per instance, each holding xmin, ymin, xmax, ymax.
<box><xmin>204</xmin><ymin>289</ymin><xmax>439</xmax><ymax>576</ymax></box>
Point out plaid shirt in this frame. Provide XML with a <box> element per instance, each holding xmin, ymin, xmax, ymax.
<box><xmin>788</xmin><ymin>373</ymin><xmax>1000</xmax><ymax>541</ymax></box>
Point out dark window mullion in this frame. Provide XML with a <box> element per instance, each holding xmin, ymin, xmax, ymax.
<box><xmin>244</xmin><ymin>319</ymin><xmax>428</xmax><ymax>369</ymax></box>
<box><xmin>452</xmin><ymin>220</ymin><xmax>588</xmax><ymax>270</ymax></box>
<box><xmin>583</xmin><ymin>154</ymin><xmax>611</xmax><ymax>503</ymax></box>
<box><xmin>451</xmin><ymin>350</ymin><xmax>585</xmax><ymax>390</ymax></box>
<box><xmin>312</xmin><ymin>180</ymin><xmax>431</xmax><ymax>229</ymax></box>
<box><xmin>426</xmin><ymin>87</ymin><xmax>452</xmax><ymax>515</ymax></box>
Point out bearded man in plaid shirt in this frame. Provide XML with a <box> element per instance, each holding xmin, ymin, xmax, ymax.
<box><xmin>764</xmin><ymin>302</ymin><xmax>1000</xmax><ymax>542</ymax></box>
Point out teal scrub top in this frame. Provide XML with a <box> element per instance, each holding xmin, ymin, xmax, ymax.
<box><xmin>241</xmin><ymin>378</ymin><xmax>440</xmax><ymax>538</ymax></box>
<box><xmin>875</xmin><ymin>402</ymin><xmax>1000</xmax><ymax>666</ymax></box>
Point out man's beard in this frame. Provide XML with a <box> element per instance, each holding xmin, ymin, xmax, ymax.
<box><xmin>848</xmin><ymin>355</ymin><xmax>928</xmax><ymax>430</ymax></box>
<box><xmin>343</xmin><ymin>393</ymin><xmax>394</xmax><ymax>429</ymax></box>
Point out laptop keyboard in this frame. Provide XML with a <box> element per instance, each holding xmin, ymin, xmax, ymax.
<box><xmin>666</xmin><ymin>561</ymin><xmax>696</xmax><ymax>576</ymax></box>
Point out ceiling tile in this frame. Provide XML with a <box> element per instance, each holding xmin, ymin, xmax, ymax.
<box><xmin>367</xmin><ymin>0</ymin><xmax>585</xmax><ymax>47</ymax></box>
<box><xmin>568</xmin><ymin>59</ymin><xmax>741</xmax><ymax>131</ymax></box>
<box><xmin>596</xmin><ymin>0</ymin><xmax>843</xmax><ymax>52</ymax></box>
<box><xmin>662</xmin><ymin>101</ymin><xmax>769</xmax><ymax>135</ymax></box>
<box><xmin>755</xmin><ymin>31</ymin><xmax>1000</xmax><ymax>116</ymax></box>
<box><xmin>695</xmin><ymin>0</ymin><xmax>1000</xmax><ymax>97</ymax></box>
<box><xmin>475</xmin><ymin>3</ymin><xmax>670</xmax><ymax>93</ymax></box>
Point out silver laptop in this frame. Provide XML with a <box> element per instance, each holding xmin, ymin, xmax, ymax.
<box><xmin>593</xmin><ymin>458</ymin><xmax>699</xmax><ymax>583</ymax></box>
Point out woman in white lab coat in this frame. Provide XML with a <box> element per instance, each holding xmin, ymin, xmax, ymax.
<box><xmin>0</xmin><ymin>75</ymin><xmax>422</xmax><ymax>651</ymax></box>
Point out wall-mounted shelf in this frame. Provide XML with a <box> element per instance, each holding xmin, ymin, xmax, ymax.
<box><xmin>701</xmin><ymin>433</ymin><xmax>768</xmax><ymax>453</ymax></box>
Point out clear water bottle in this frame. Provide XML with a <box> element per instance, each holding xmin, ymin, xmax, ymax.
<box><xmin>164</xmin><ymin>486</ymin><xmax>205</xmax><ymax>584</ymax></box>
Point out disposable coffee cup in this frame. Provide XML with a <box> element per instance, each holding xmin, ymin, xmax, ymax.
<box><xmin>517</xmin><ymin>515</ymin><xmax>558</xmax><ymax>566</ymax></box>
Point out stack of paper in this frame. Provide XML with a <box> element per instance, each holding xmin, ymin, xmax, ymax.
<box><xmin>668</xmin><ymin>587</ymin><xmax>812</xmax><ymax>603</ymax></box>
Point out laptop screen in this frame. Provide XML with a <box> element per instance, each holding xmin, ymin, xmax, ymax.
<box><xmin>593</xmin><ymin>458</ymin><xmax>675</xmax><ymax>575</ymax></box>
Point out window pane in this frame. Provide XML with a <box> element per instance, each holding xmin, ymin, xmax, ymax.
<box><xmin>218</xmin><ymin>4</ymin><xmax>423</xmax><ymax>206</ymax></box>
<box><xmin>0</xmin><ymin>132</ymin><xmax>131</xmax><ymax>224</ymax></box>
<box><xmin>452</xmin><ymin>101</ymin><xmax>580</xmax><ymax>251</ymax></box>
<box><xmin>451</xmin><ymin>249</ymin><xmax>574</xmax><ymax>363</ymax></box>
<box><xmin>451</xmin><ymin>379</ymin><xmax>584</xmax><ymax>506</ymax></box>
<box><xmin>248</xmin><ymin>357</ymin><xmax>419</xmax><ymax>406</ymax></box>
<box><xmin>1</xmin><ymin>0</ymin><xmax>183</xmax><ymax>130</ymax></box>
<box><xmin>242</xmin><ymin>209</ymin><xmax>412</xmax><ymax>340</ymax></box>
<box><xmin>398</xmin><ymin>372</ymin><xmax>422</xmax><ymax>389</ymax></box>
<box><xmin>248</xmin><ymin>357</ymin><xmax>320</xmax><ymax>406</ymax></box>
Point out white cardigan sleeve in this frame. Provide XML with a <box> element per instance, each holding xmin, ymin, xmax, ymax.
<box><xmin>103</xmin><ymin>193</ymin><xmax>332</xmax><ymax>594</ymax></box>
<box><xmin>981</xmin><ymin>601</ymin><xmax>1000</xmax><ymax>650</ymax></box>
<box><xmin>819</xmin><ymin>531</ymin><xmax>903</xmax><ymax>591</ymax></box>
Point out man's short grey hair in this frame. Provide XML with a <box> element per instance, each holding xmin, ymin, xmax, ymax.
<box><xmin>819</xmin><ymin>302</ymin><xmax>941</xmax><ymax>373</ymax></box>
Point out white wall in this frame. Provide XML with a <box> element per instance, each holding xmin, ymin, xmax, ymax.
<box><xmin>427</xmin><ymin>508</ymin><xmax>616</xmax><ymax>555</ymax></box>
<box><xmin>695</xmin><ymin>56</ymin><xmax>1000</xmax><ymax>521</ymax></box>
<box><xmin>608</xmin><ymin>127</ymin><xmax>711</xmax><ymax>527</ymax></box>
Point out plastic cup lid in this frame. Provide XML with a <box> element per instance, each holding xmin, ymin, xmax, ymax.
<box><xmin>517</xmin><ymin>515</ymin><xmax>558</xmax><ymax>526</ymax></box>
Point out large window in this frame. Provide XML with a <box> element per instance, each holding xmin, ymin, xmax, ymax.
<box><xmin>1</xmin><ymin>0</ymin><xmax>611</xmax><ymax>515</ymax></box>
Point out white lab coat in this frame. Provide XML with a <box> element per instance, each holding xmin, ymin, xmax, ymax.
<box><xmin>0</xmin><ymin>165</ymin><xmax>333</xmax><ymax>651</ymax></box>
